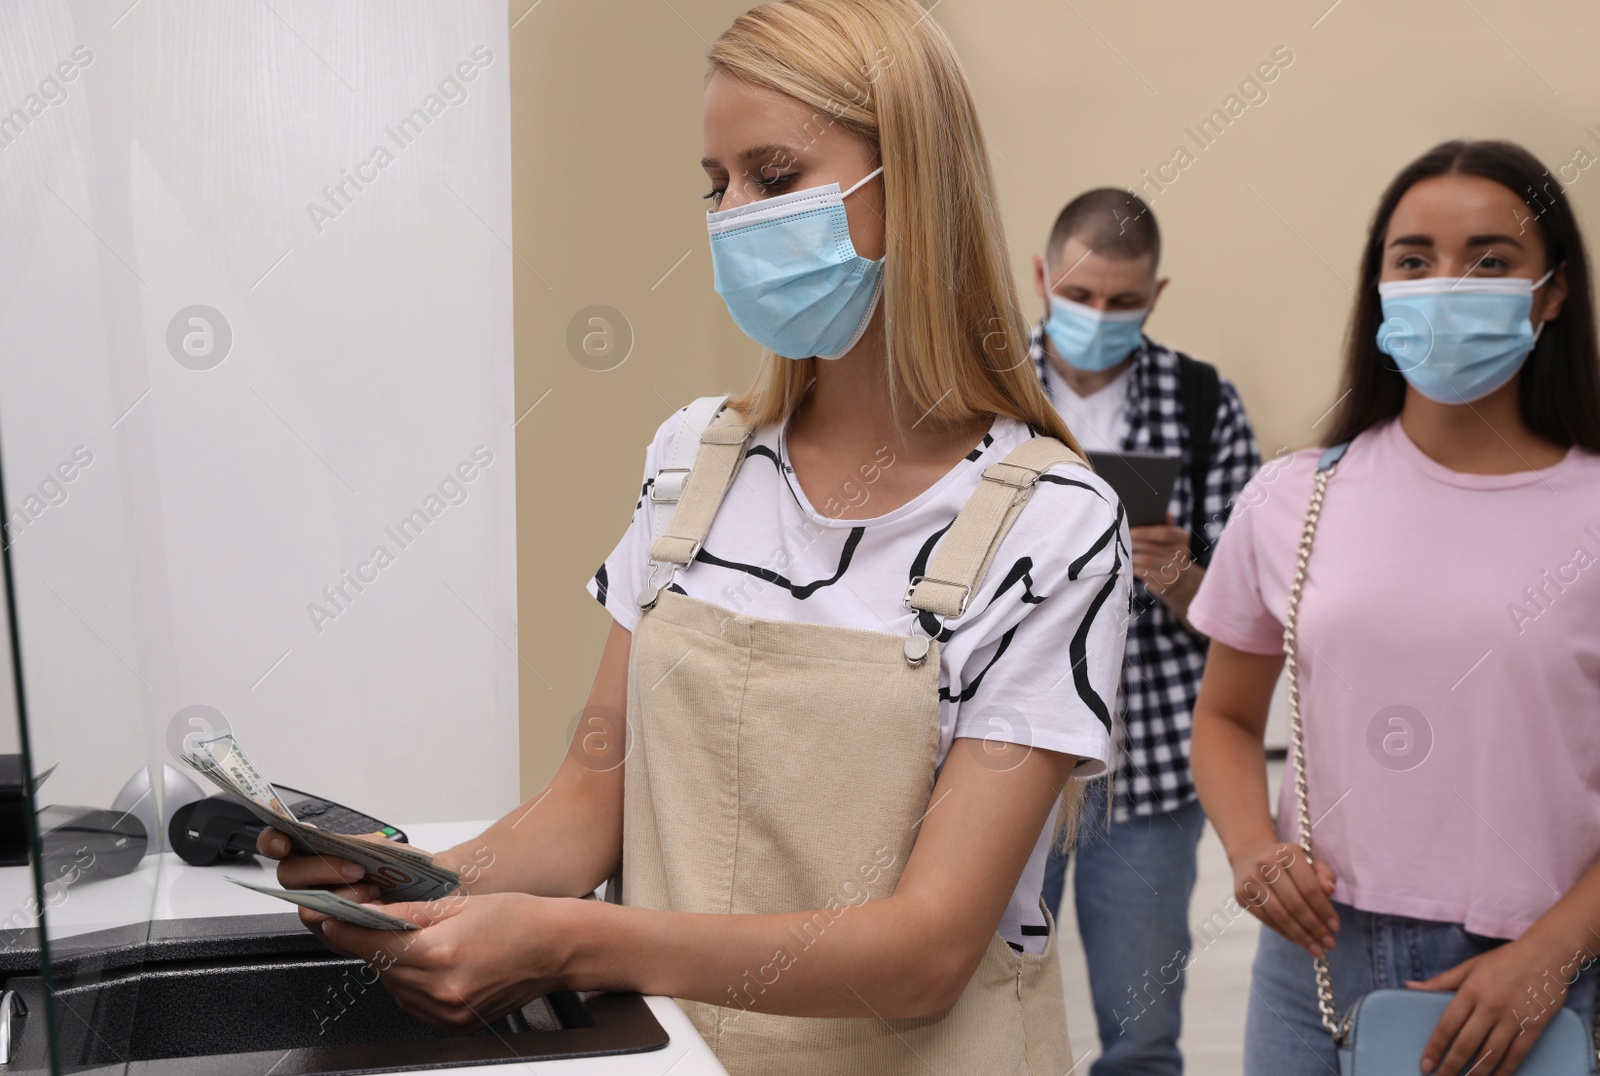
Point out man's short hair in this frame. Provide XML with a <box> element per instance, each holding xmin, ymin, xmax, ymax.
<box><xmin>1047</xmin><ymin>188</ymin><xmax>1160</xmax><ymax>269</ymax></box>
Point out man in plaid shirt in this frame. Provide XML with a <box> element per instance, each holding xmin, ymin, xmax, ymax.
<box><xmin>1034</xmin><ymin>189</ymin><xmax>1260</xmax><ymax>1075</ymax></box>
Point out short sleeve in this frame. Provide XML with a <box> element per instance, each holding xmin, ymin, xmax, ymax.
<box><xmin>584</xmin><ymin>413</ymin><xmax>680</xmax><ymax>632</ymax></box>
<box><xmin>946</xmin><ymin>467</ymin><xmax>1130</xmax><ymax>776</ymax></box>
<box><xmin>1186</xmin><ymin>456</ymin><xmax>1299</xmax><ymax>654</ymax></box>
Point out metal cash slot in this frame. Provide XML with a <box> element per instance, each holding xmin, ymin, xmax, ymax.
<box><xmin>0</xmin><ymin>914</ymin><xmax>667</xmax><ymax>1074</ymax></box>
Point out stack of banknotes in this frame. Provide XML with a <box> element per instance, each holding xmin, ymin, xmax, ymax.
<box><xmin>180</xmin><ymin>730</ymin><xmax>457</xmax><ymax>929</ymax></box>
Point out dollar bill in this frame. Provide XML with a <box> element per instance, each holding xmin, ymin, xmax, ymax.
<box><xmin>227</xmin><ymin>877</ymin><xmax>418</xmax><ymax>931</ymax></box>
<box><xmin>190</xmin><ymin>731</ymin><xmax>297</xmax><ymax>818</ymax></box>
<box><xmin>179</xmin><ymin>732</ymin><xmax>460</xmax><ymax>904</ymax></box>
<box><xmin>280</xmin><ymin>824</ymin><xmax>461</xmax><ymax>904</ymax></box>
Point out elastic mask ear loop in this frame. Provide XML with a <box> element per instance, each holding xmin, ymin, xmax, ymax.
<box><xmin>808</xmin><ymin>165</ymin><xmax>886</xmax><ymax>362</ymax></box>
<box><xmin>1042</xmin><ymin>255</ymin><xmax>1067</xmax><ymax>323</ymax></box>
<box><xmin>841</xmin><ymin>165</ymin><xmax>883</xmax><ymax>199</ymax></box>
<box><xmin>1532</xmin><ymin>267</ymin><xmax>1556</xmax><ymax>343</ymax></box>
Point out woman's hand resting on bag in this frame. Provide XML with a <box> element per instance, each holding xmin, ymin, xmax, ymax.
<box><xmin>1230</xmin><ymin>838</ymin><xmax>1340</xmax><ymax>958</ymax></box>
<box><xmin>1408</xmin><ymin>934</ymin><xmax>1576</xmax><ymax>1076</ymax></box>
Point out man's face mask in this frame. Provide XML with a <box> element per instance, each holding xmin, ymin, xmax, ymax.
<box><xmin>1041</xmin><ymin>257</ymin><xmax>1149</xmax><ymax>372</ymax></box>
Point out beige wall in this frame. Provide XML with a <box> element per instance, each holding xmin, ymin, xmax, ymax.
<box><xmin>510</xmin><ymin>0</ymin><xmax>1600</xmax><ymax>795</ymax></box>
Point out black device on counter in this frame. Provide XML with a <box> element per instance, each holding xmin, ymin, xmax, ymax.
<box><xmin>38</xmin><ymin>804</ymin><xmax>148</xmax><ymax>884</ymax></box>
<box><xmin>1086</xmin><ymin>450</ymin><xmax>1182</xmax><ymax>528</ymax></box>
<box><xmin>0</xmin><ymin>754</ymin><xmax>30</xmax><ymax>866</ymax></box>
<box><xmin>0</xmin><ymin>754</ymin><xmax>149</xmax><ymax>882</ymax></box>
<box><xmin>168</xmin><ymin>785</ymin><xmax>409</xmax><ymax>867</ymax></box>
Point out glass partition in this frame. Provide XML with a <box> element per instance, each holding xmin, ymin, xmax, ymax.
<box><xmin>0</xmin><ymin>456</ymin><xmax>58</xmax><ymax>1075</ymax></box>
<box><xmin>0</xmin><ymin>3</ymin><xmax>519</xmax><ymax>1072</ymax></box>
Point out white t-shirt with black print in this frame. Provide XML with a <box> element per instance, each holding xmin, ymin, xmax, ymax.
<box><xmin>587</xmin><ymin>406</ymin><xmax>1129</xmax><ymax>955</ymax></box>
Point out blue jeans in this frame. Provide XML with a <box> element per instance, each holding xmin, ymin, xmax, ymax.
<box><xmin>1244</xmin><ymin>900</ymin><xmax>1600</xmax><ymax>1073</ymax></box>
<box><xmin>1042</xmin><ymin>790</ymin><xmax>1207</xmax><ymax>1075</ymax></box>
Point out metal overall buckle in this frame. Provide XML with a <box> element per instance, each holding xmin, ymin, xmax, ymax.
<box><xmin>901</xmin><ymin>576</ymin><xmax>969</xmax><ymax>666</ymax></box>
<box><xmin>638</xmin><ymin>552</ymin><xmax>695</xmax><ymax>611</ymax></box>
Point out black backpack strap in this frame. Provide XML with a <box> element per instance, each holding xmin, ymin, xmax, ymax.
<box><xmin>1176</xmin><ymin>352</ymin><xmax>1221</xmax><ymax>562</ymax></box>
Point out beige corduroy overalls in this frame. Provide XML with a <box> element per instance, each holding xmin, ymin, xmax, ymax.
<box><xmin>622</xmin><ymin>404</ymin><xmax>1083</xmax><ymax>1075</ymax></box>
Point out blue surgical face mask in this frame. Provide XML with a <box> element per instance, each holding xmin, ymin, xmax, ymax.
<box><xmin>1041</xmin><ymin>263</ymin><xmax>1148</xmax><ymax>372</ymax></box>
<box><xmin>706</xmin><ymin>166</ymin><xmax>884</xmax><ymax>360</ymax></box>
<box><xmin>1375</xmin><ymin>269</ymin><xmax>1554</xmax><ymax>404</ymax></box>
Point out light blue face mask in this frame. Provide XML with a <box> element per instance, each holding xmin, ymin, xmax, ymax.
<box><xmin>706</xmin><ymin>166</ymin><xmax>884</xmax><ymax>360</ymax></box>
<box><xmin>1041</xmin><ymin>262</ymin><xmax>1148</xmax><ymax>372</ymax></box>
<box><xmin>1374</xmin><ymin>269</ymin><xmax>1554</xmax><ymax>404</ymax></box>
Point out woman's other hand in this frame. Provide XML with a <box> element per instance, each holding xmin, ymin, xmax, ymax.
<box><xmin>320</xmin><ymin>892</ymin><xmax>575</xmax><ymax>1033</ymax></box>
<box><xmin>1231</xmin><ymin>837</ymin><xmax>1340</xmax><ymax>958</ymax></box>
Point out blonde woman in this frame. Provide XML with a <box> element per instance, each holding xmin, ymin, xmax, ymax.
<box><xmin>260</xmin><ymin>1</ymin><xmax>1130</xmax><ymax>1071</ymax></box>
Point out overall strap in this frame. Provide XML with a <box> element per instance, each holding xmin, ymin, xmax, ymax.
<box><xmin>639</xmin><ymin>404</ymin><xmax>752</xmax><ymax>609</ymax></box>
<box><xmin>649</xmin><ymin>395</ymin><xmax>728</xmax><ymax>542</ymax></box>
<box><xmin>906</xmin><ymin>436</ymin><xmax>1086</xmax><ymax>621</ymax></box>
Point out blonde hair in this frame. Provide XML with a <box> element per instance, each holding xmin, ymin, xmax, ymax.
<box><xmin>708</xmin><ymin>0</ymin><xmax>1096</xmax><ymax>852</ymax></box>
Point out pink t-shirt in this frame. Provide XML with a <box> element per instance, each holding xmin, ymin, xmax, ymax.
<box><xmin>1188</xmin><ymin>418</ymin><xmax>1600</xmax><ymax>939</ymax></box>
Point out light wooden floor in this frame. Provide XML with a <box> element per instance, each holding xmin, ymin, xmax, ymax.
<box><xmin>1054</xmin><ymin>761</ymin><xmax>1285</xmax><ymax>1073</ymax></box>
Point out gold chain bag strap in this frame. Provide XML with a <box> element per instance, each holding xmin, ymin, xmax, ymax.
<box><xmin>1282</xmin><ymin>441</ymin><xmax>1600</xmax><ymax>1068</ymax></box>
<box><xmin>1282</xmin><ymin>442</ymin><xmax>1345</xmax><ymax>1040</ymax></box>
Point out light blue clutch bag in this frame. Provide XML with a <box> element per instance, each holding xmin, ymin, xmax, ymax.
<box><xmin>1337</xmin><ymin>989</ymin><xmax>1596</xmax><ymax>1074</ymax></box>
<box><xmin>1290</xmin><ymin>447</ymin><xmax>1599</xmax><ymax>1076</ymax></box>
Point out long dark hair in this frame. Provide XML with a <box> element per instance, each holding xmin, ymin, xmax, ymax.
<box><xmin>1324</xmin><ymin>139</ymin><xmax>1600</xmax><ymax>452</ymax></box>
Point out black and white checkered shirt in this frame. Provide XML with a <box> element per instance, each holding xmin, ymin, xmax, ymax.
<box><xmin>1032</xmin><ymin>321</ymin><xmax>1260</xmax><ymax>820</ymax></box>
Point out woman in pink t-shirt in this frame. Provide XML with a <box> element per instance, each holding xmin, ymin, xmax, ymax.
<box><xmin>1189</xmin><ymin>139</ymin><xmax>1600</xmax><ymax>1076</ymax></box>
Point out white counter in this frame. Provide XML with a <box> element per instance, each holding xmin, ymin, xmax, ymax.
<box><xmin>1</xmin><ymin>820</ymin><xmax>726</xmax><ymax>1075</ymax></box>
